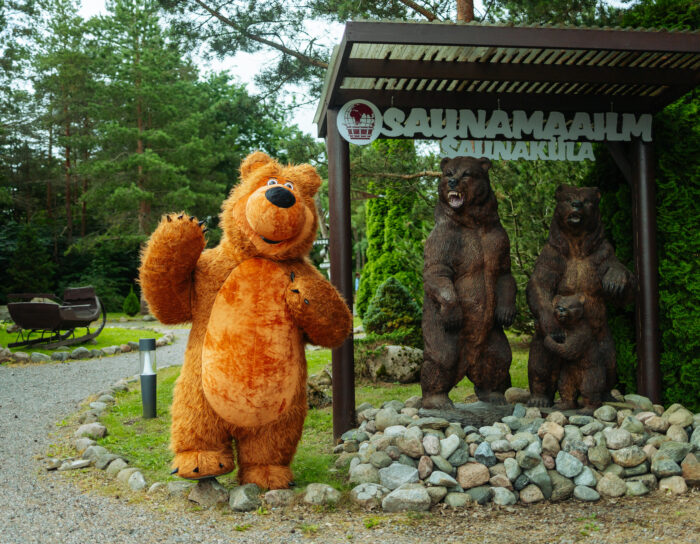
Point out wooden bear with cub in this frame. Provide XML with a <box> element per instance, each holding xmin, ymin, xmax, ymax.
<box><xmin>139</xmin><ymin>152</ymin><xmax>352</xmax><ymax>489</ymax></box>
<box><xmin>527</xmin><ymin>184</ymin><xmax>634</xmax><ymax>411</ymax></box>
<box><xmin>421</xmin><ymin>156</ymin><xmax>517</xmax><ymax>409</ymax></box>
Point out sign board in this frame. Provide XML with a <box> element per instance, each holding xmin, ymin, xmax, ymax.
<box><xmin>338</xmin><ymin>100</ymin><xmax>653</xmax><ymax>161</ymax></box>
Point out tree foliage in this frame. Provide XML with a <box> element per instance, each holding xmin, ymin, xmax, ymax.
<box><xmin>353</xmin><ymin>139</ymin><xmax>437</xmax><ymax>318</ymax></box>
<box><xmin>4</xmin><ymin>223</ymin><xmax>55</xmax><ymax>296</ymax></box>
<box><xmin>0</xmin><ymin>0</ymin><xmax>323</xmax><ymax>309</ymax></box>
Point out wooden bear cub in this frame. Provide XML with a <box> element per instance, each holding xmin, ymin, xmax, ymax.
<box><xmin>544</xmin><ymin>294</ymin><xmax>606</xmax><ymax>412</ymax></box>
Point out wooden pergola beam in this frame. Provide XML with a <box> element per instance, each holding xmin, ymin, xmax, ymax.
<box><xmin>346</xmin><ymin>58</ymin><xmax>700</xmax><ymax>87</ymax></box>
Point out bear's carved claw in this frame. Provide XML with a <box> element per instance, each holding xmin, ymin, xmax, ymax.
<box><xmin>528</xmin><ymin>395</ymin><xmax>553</xmax><ymax>408</ymax></box>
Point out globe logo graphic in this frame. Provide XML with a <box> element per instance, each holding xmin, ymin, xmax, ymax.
<box><xmin>343</xmin><ymin>103</ymin><xmax>376</xmax><ymax>140</ymax></box>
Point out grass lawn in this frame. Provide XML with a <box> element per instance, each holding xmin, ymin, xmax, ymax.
<box><xmin>91</xmin><ymin>336</ymin><xmax>530</xmax><ymax>491</ymax></box>
<box><xmin>0</xmin><ymin>326</ymin><xmax>163</xmax><ymax>356</ymax></box>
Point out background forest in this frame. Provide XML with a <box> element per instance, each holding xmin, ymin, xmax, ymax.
<box><xmin>1</xmin><ymin>0</ymin><xmax>698</xmax><ymax>408</ymax></box>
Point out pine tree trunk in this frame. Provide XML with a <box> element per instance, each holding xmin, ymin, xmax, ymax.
<box><xmin>81</xmin><ymin>118</ymin><xmax>89</xmax><ymax>237</ymax></box>
<box><xmin>47</xmin><ymin>124</ymin><xmax>53</xmax><ymax>219</ymax></box>
<box><xmin>64</xmin><ymin>108</ymin><xmax>72</xmax><ymax>244</ymax></box>
<box><xmin>456</xmin><ymin>0</ymin><xmax>474</xmax><ymax>22</ymax></box>
<box><xmin>135</xmin><ymin>37</ymin><xmax>149</xmax><ymax>234</ymax></box>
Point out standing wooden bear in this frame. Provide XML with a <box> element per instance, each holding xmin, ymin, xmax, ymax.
<box><xmin>139</xmin><ymin>152</ymin><xmax>352</xmax><ymax>489</ymax></box>
<box><xmin>421</xmin><ymin>156</ymin><xmax>516</xmax><ymax>409</ymax></box>
<box><xmin>527</xmin><ymin>184</ymin><xmax>634</xmax><ymax>411</ymax></box>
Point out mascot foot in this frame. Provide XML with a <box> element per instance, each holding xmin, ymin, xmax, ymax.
<box><xmin>239</xmin><ymin>464</ymin><xmax>293</xmax><ymax>490</ymax></box>
<box><xmin>528</xmin><ymin>395</ymin><xmax>553</xmax><ymax>408</ymax></box>
<box><xmin>171</xmin><ymin>450</ymin><xmax>235</xmax><ymax>480</ymax></box>
<box><xmin>421</xmin><ymin>394</ymin><xmax>454</xmax><ymax>410</ymax></box>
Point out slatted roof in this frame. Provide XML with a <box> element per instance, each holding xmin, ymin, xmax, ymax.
<box><xmin>314</xmin><ymin>21</ymin><xmax>700</xmax><ymax>138</ymax></box>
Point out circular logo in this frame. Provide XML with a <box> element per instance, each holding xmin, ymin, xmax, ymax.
<box><xmin>337</xmin><ymin>100</ymin><xmax>382</xmax><ymax>145</ymax></box>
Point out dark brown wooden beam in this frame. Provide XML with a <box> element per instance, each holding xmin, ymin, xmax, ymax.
<box><xmin>607</xmin><ymin>142</ymin><xmax>633</xmax><ymax>185</ymax></box>
<box><xmin>345</xmin><ymin>58</ymin><xmax>699</xmax><ymax>87</ymax></box>
<box><xmin>334</xmin><ymin>88</ymin><xmax>660</xmax><ymax>115</ymax></box>
<box><xmin>631</xmin><ymin>138</ymin><xmax>661</xmax><ymax>404</ymax></box>
<box><xmin>325</xmin><ymin>108</ymin><xmax>355</xmax><ymax>441</ymax></box>
<box><xmin>344</xmin><ymin>21</ymin><xmax>700</xmax><ymax>53</ymax></box>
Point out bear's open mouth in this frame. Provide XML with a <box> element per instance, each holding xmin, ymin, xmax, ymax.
<box><xmin>567</xmin><ymin>212</ymin><xmax>582</xmax><ymax>225</ymax></box>
<box><xmin>447</xmin><ymin>191</ymin><xmax>464</xmax><ymax>209</ymax></box>
<box><xmin>260</xmin><ymin>236</ymin><xmax>282</xmax><ymax>245</ymax></box>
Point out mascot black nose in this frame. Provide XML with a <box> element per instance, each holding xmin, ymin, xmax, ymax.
<box><xmin>266</xmin><ymin>186</ymin><xmax>296</xmax><ymax>208</ymax></box>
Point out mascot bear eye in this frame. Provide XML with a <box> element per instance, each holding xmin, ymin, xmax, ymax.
<box><xmin>284</xmin><ymin>182</ymin><xmax>294</xmax><ymax>190</ymax></box>
<box><xmin>266</xmin><ymin>178</ymin><xmax>278</xmax><ymax>186</ymax></box>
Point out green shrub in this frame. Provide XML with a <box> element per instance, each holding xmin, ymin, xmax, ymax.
<box><xmin>122</xmin><ymin>285</ymin><xmax>140</xmax><ymax>316</ymax></box>
<box><xmin>355</xmin><ymin>140</ymin><xmax>430</xmax><ymax>318</ymax></box>
<box><xmin>363</xmin><ymin>277</ymin><xmax>422</xmax><ymax>348</ymax></box>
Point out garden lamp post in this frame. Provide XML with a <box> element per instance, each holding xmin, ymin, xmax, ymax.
<box><xmin>139</xmin><ymin>338</ymin><xmax>157</xmax><ymax>418</ymax></box>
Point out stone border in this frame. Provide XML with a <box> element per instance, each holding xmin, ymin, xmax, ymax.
<box><xmin>45</xmin><ymin>375</ymin><xmax>345</xmax><ymax>512</ymax></box>
<box><xmin>0</xmin><ymin>330</ymin><xmax>175</xmax><ymax>364</ymax></box>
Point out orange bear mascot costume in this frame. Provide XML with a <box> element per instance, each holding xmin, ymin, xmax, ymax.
<box><xmin>139</xmin><ymin>151</ymin><xmax>352</xmax><ymax>489</ymax></box>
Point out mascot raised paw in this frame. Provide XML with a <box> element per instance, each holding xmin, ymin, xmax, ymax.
<box><xmin>139</xmin><ymin>151</ymin><xmax>353</xmax><ymax>489</ymax></box>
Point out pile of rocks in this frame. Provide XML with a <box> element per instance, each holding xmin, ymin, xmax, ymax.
<box><xmin>336</xmin><ymin>394</ymin><xmax>699</xmax><ymax>512</ymax></box>
<box><xmin>0</xmin><ymin>331</ymin><xmax>174</xmax><ymax>364</ymax></box>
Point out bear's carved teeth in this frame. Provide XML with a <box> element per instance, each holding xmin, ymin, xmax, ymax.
<box><xmin>260</xmin><ymin>236</ymin><xmax>282</xmax><ymax>244</ymax></box>
<box><xmin>567</xmin><ymin>212</ymin><xmax>582</xmax><ymax>225</ymax></box>
<box><xmin>447</xmin><ymin>191</ymin><xmax>464</xmax><ymax>209</ymax></box>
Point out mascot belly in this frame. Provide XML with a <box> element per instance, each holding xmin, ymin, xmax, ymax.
<box><xmin>202</xmin><ymin>258</ymin><xmax>303</xmax><ymax>428</ymax></box>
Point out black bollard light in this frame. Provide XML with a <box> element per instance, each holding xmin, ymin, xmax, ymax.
<box><xmin>139</xmin><ymin>338</ymin><xmax>157</xmax><ymax>418</ymax></box>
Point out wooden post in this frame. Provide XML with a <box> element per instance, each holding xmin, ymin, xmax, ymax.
<box><xmin>631</xmin><ymin>138</ymin><xmax>662</xmax><ymax>403</ymax></box>
<box><xmin>325</xmin><ymin>108</ymin><xmax>355</xmax><ymax>441</ymax></box>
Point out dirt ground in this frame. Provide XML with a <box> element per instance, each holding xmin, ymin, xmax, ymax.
<box><xmin>110</xmin><ymin>482</ymin><xmax>700</xmax><ymax>544</ymax></box>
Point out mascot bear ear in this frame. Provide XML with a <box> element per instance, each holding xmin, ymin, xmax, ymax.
<box><xmin>290</xmin><ymin>164</ymin><xmax>322</xmax><ymax>196</ymax></box>
<box><xmin>240</xmin><ymin>151</ymin><xmax>273</xmax><ymax>178</ymax></box>
<box><xmin>478</xmin><ymin>157</ymin><xmax>492</xmax><ymax>172</ymax></box>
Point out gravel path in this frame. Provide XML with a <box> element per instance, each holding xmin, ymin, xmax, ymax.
<box><xmin>0</xmin><ymin>327</ymin><xmax>698</xmax><ymax>544</ymax></box>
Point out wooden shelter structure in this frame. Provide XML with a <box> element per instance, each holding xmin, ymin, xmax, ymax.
<box><xmin>313</xmin><ymin>21</ymin><xmax>700</xmax><ymax>439</ymax></box>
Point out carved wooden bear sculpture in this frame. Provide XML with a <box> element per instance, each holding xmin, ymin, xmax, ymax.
<box><xmin>139</xmin><ymin>152</ymin><xmax>352</xmax><ymax>489</ymax></box>
<box><xmin>421</xmin><ymin>156</ymin><xmax>516</xmax><ymax>409</ymax></box>
<box><xmin>527</xmin><ymin>184</ymin><xmax>634</xmax><ymax>407</ymax></box>
<box><xmin>544</xmin><ymin>294</ymin><xmax>607</xmax><ymax>412</ymax></box>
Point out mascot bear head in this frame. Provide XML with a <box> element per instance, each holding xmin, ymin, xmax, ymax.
<box><xmin>219</xmin><ymin>151</ymin><xmax>322</xmax><ymax>261</ymax></box>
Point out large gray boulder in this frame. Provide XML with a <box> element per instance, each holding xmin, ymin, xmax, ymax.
<box><xmin>365</xmin><ymin>345</ymin><xmax>423</xmax><ymax>383</ymax></box>
<box><xmin>381</xmin><ymin>483</ymin><xmax>431</xmax><ymax>512</ymax></box>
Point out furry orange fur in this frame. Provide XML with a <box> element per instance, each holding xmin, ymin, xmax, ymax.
<box><xmin>139</xmin><ymin>151</ymin><xmax>352</xmax><ymax>489</ymax></box>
